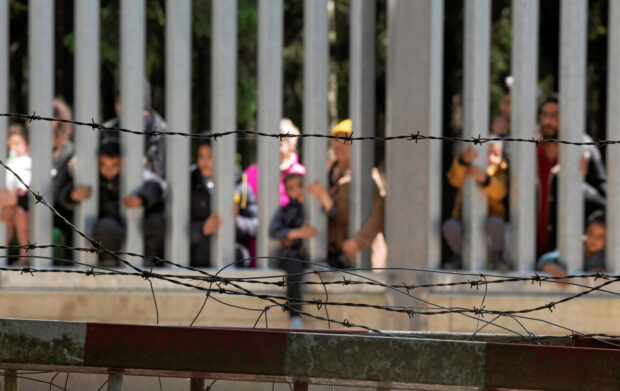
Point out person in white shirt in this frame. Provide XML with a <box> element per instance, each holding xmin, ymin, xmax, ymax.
<box><xmin>0</xmin><ymin>124</ymin><xmax>31</xmax><ymax>265</ymax></box>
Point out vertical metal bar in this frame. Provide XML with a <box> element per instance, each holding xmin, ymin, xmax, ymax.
<box><xmin>107</xmin><ymin>371</ymin><xmax>123</xmax><ymax>391</ymax></box>
<box><xmin>348</xmin><ymin>0</ymin><xmax>376</xmax><ymax>269</ymax></box>
<box><xmin>29</xmin><ymin>0</ymin><xmax>55</xmax><ymax>265</ymax></box>
<box><xmin>608</xmin><ymin>0</ymin><xmax>620</xmax><ymax>274</ymax></box>
<box><xmin>257</xmin><ymin>0</ymin><xmax>283</xmax><ymax>266</ymax></box>
<box><xmin>303</xmin><ymin>0</ymin><xmax>329</xmax><ymax>262</ymax></box>
<box><xmin>165</xmin><ymin>0</ymin><xmax>191</xmax><ymax>266</ymax></box>
<box><xmin>211</xmin><ymin>0</ymin><xmax>237</xmax><ymax>268</ymax></box>
<box><xmin>293</xmin><ymin>382</ymin><xmax>308</xmax><ymax>391</ymax></box>
<box><xmin>462</xmin><ymin>0</ymin><xmax>490</xmax><ymax>271</ymax></box>
<box><xmin>427</xmin><ymin>0</ymin><xmax>444</xmax><ymax>269</ymax></box>
<box><xmin>190</xmin><ymin>378</ymin><xmax>205</xmax><ymax>391</ymax></box>
<box><xmin>558</xmin><ymin>0</ymin><xmax>586</xmax><ymax>273</ymax></box>
<box><xmin>3</xmin><ymin>369</ymin><xmax>18</xmax><ymax>391</ymax></box>
<box><xmin>74</xmin><ymin>0</ymin><xmax>101</xmax><ymax>264</ymax></box>
<box><xmin>510</xmin><ymin>0</ymin><xmax>538</xmax><ymax>272</ymax></box>
<box><xmin>385</xmin><ymin>0</ymin><xmax>443</xmax><ymax>324</ymax></box>
<box><xmin>120</xmin><ymin>0</ymin><xmax>146</xmax><ymax>261</ymax></box>
<box><xmin>0</xmin><ymin>0</ymin><xmax>8</xmax><ymax>263</ymax></box>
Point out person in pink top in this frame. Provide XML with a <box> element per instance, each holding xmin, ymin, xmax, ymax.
<box><xmin>244</xmin><ymin>118</ymin><xmax>306</xmax><ymax>207</ymax></box>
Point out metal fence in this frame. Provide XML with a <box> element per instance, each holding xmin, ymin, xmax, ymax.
<box><xmin>0</xmin><ymin>0</ymin><xmax>618</xmax><ymax>274</ymax></box>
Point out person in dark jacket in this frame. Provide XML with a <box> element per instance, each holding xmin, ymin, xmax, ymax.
<box><xmin>190</xmin><ymin>139</ymin><xmax>258</xmax><ymax>267</ymax></box>
<box><xmin>269</xmin><ymin>173</ymin><xmax>316</xmax><ymax>328</ymax></box>
<box><xmin>101</xmin><ymin>80</ymin><xmax>167</xmax><ymax>179</ymax></box>
<box><xmin>62</xmin><ymin>140</ymin><xmax>167</xmax><ymax>266</ymax></box>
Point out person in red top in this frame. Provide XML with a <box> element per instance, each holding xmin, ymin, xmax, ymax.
<box><xmin>536</xmin><ymin>95</ymin><xmax>607</xmax><ymax>258</ymax></box>
<box><xmin>536</xmin><ymin>96</ymin><xmax>560</xmax><ymax>257</ymax></box>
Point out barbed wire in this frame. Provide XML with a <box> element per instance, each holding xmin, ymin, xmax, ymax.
<box><xmin>1</xmin><ymin>111</ymin><xmax>617</xmax><ymax>147</ymax></box>
<box><xmin>5</xmin><ymin>243</ymin><xmax>618</xmax><ymax>292</ymax></box>
<box><xmin>2</xmin><ymin>253</ymin><xmax>617</xmax><ymax>336</ymax></box>
<box><xmin>0</xmin><ymin>118</ymin><xmax>619</xmax><ymax>390</ymax></box>
<box><xmin>0</xmin><ymin>370</ymin><xmax>69</xmax><ymax>391</ymax></box>
<box><xmin>0</xmin><ymin>157</ymin><xmax>615</xmax><ymax>336</ymax></box>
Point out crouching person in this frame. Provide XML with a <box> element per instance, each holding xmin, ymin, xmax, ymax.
<box><xmin>442</xmin><ymin>142</ymin><xmax>509</xmax><ymax>271</ymax></box>
<box><xmin>61</xmin><ymin>140</ymin><xmax>167</xmax><ymax>266</ymax></box>
<box><xmin>537</xmin><ymin>211</ymin><xmax>606</xmax><ymax>277</ymax></box>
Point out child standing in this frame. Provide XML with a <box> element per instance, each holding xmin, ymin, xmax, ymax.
<box><xmin>1</xmin><ymin>125</ymin><xmax>31</xmax><ymax>265</ymax></box>
<box><xmin>269</xmin><ymin>173</ymin><xmax>316</xmax><ymax>328</ymax></box>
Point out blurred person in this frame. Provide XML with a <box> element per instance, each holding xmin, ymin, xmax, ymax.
<box><xmin>0</xmin><ymin>125</ymin><xmax>31</xmax><ymax>265</ymax></box>
<box><xmin>244</xmin><ymin>119</ymin><xmax>306</xmax><ymax>206</ymax></box>
<box><xmin>102</xmin><ymin>79</ymin><xmax>167</xmax><ymax>179</ymax></box>
<box><xmin>308</xmin><ymin>119</ymin><xmax>386</xmax><ymax>268</ymax></box>
<box><xmin>537</xmin><ymin>210</ymin><xmax>606</xmax><ymax>277</ymax></box>
<box><xmin>243</xmin><ymin>119</ymin><xmax>305</xmax><ymax>261</ymax></box>
<box><xmin>269</xmin><ymin>173</ymin><xmax>316</xmax><ymax>328</ymax></box>
<box><xmin>491</xmin><ymin>76</ymin><xmax>512</xmax><ymax>137</ymax></box>
<box><xmin>51</xmin><ymin>97</ymin><xmax>78</xmax><ymax>264</ymax></box>
<box><xmin>61</xmin><ymin>140</ymin><xmax>166</xmax><ymax>266</ymax></box>
<box><xmin>536</xmin><ymin>95</ymin><xmax>607</xmax><ymax>257</ymax></box>
<box><xmin>442</xmin><ymin>142</ymin><xmax>510</xmax><ymax>271</ymax></box>
<box><xmin>190</xmin><ymin>138</ymin><xmax>258</xmax><ymax>267</ymax></box>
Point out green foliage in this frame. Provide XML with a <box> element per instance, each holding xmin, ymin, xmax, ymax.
<box><xmin>237</xmin><ymin>0</ymin><xmax>258</xmax><ymax>130</ymax></box>
<box><xmin>9</xmin><ymin>0</ymin><xmax>27</xmax><ymax>14</ymax></box>
<box><xmin>62</xmin><ymin>33</ymin><xmax>75</xmax><ymax>54</ymax></box>
<box><xmin>193</xmin><ymin>0</ymin><xmax>211</xmax><ymax>39</ymax></box>
<box><xmin>490</xmin><ymin>2</ymin><xmax>511</xmax><ymax>117</ymax></box>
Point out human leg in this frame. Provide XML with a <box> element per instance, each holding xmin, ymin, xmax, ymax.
<box><xmin>93</xmin><ymin>217</ymin><xmax>125</xmax><ymax>266</ymax></box>
<box><xmin>143</xmin><ymin>213</ymin><xmax>166</xmax><ymax>267</ymax></box>
<box><xmin>442</xmin><ymin>218</ymin><xmax>463</xmax><ymax>255</ymax></box>
<box><xmin>486</xmin><ymin>215</ymin><xmax>509</xmax><ymax>271</ymax></box>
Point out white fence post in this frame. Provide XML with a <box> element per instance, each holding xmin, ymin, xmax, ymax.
<box><xmin>257</xmin><ymin>0</ymin><xmax>283</xmax><ymax>267</ymax></box>
<box><xmin>558</xmin><ymin>0</ymin><xmax>587</xmax><ymax>273</ymax></box>
<box><xmin>510</xmin><ymin>0</ymin><xmax>538</xmax><ymax>272</ymax></box>
<box><xmin>0</xmin><ymin>0</ymin><xmax>7</xmax><ymax>263</ymax></box>
<box><xmin>107</xmin><ymin>372</ymin><xmax>123</xmax><ymax>391</ymax></box>
<box><xmin>385</xmin><ymin>0</ymin><xmax>443</xmax><ymax>329</ymax></box>
<box><xmin>386</xmin><ymin>0</ymin><xmax>443</xmax><ymax>271</ymax></box>
<box><xmin>165</xmin><ymin>0</ymin><xmax>191</xmax><ymax>266</ymax></box>
<box><xmin>74</xmin><ymin>0</ymin><xmax>101</xmax><ymax>264</ymax></box>
<box><xmin>462</xmin><ymin>0</ymin><xmax>490</xmax><ymax>271</ymax></box>
<box><xmin>607</xmin><ymin>0</ymin><xmax>620</xmax><ymax>274</ymax></box>
<box><xmin>211</xmin><ymin>0</ymin><xmax>238</xmax><ymax>268</ymax></box>
<box><xmin>349</xmin><ymin>0</ymin><xmax>376</xmax><ymax>269</ymax></box>
<box><xmin>29</xmin><ymin>0</ymin><xmax>55</xmax><ymax>266</ymax></box>
<box><xmin>303</xmin><ymin>0</ymin><xmax>329</xmax><ymax>262</ymax></box>
<box><xmin>120</xmin><ymin>0</ymin><xmax>146</xmax><ymax>263</ymax></box>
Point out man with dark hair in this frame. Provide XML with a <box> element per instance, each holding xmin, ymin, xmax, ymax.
<box><xmin>190</xmin><ymin>138</ymin><xmax>258</xmax><ymax>267</ymax></box>
<box><xmin>61</xmin><ymin>140</ymin><xmax>167</xmax><ymax>266</ymax></box>
<box><xmin>536</xmin><ymin>95</ymin><xmax>607</xmax><ymax>257</ymax></box>
<box><xmin>101</xmin><ymin>79</ymin><xmax>167</xmax><ymax>179</ymax></box>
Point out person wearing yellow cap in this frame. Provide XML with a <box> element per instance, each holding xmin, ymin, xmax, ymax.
<box><xmin>308</xmin><ymin>119</ymin><xmax>385</xmax><ymax>268</ymax></box>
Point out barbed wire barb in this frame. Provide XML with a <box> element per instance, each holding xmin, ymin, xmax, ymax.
<box><xmin>4</xmin><ymin>111</ymin><xmax>620</xmax><ymax>146</ymax></box>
